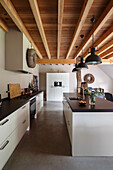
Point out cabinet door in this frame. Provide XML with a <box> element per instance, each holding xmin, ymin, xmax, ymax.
<box><xmin>54</xmin><ymin>87</ymin><xmax>62</xmax><ymax>101</ymax></box>
<box><xmin>0</xmin><ymin>112</ymin><xmax>15</xmax><ymax>145</ymax></box>
<box><xmin>63</xmin><ymin>101</ymin><xmax>72</xmax><ymax>144</ymax></box>
<box><xmin>61</xmin><ymin>73</ymin><xmax>69</xmax><ymax>86</ymax></box>
<box><xmin>15</xmin><ymin>102</ymin><xmax>29</xmax><ymax>128</ymax></box>
<box><xmin>23</xmin><ymin>34</ymin><xmax>33</xmax><ymax>73</ymax></box>
<box><xmin>0</xmin><ymin>131</ymin><xmax>14</xmax><ymax>170</ymax></box>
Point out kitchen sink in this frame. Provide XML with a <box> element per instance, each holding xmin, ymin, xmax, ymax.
<box><xmin>69</xmin><ymin>97</ymin><xmax>81</xmax><ymax>100</ymax></box>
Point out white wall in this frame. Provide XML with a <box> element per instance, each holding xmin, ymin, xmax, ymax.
<box><xmin>81</xmin><ymin>65</ymin><xmax>113</xmax><ymax>93</ymax></box>
<box><xmin>0</xmin><ymin>29</ymin><xmax>39</xmax><ymax>99</ymax></box>
<box><xmin>39</xmin><ymin>64</ymin><xmax>113</xmax><ymax>94</ymax></box>
<box><xmin>98</xmin><ymin>65</ymin><xmax>113</xmax><ymax>80</ymax></box>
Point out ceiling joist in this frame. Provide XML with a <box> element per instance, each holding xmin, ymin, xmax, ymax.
<box><xmin>0</xmin><ymin>0</ymin><xmax>43</xmax><ymax>59</ymax></box>
<box><xmin>97</xmin><ymin>39</ymin><xmax>113</xmax><ymax>56</ymax></box>
<box><xmin>75</xmin><ymin>0</ymin><xmax>113</xmax><ymax>59</ymax></box>
<box><xmin>57</xmin><ymin>0</ymin><xmax>64</xmax><ymax>59</ymax></box>
<box><xmin>100</xmin><ymin>47</ymin><xmax>113</xmax><ymax>58</ymax></box>
<box><xmin>0</xmin><ymin>18</ymin><xmax>8</xmax><ymax>32</ymax></box>
<box><xmin>29</xmin><ymin>0</ymin><xmax>51</xmax><ymax>59</ymax></box>
<box><xmin>104</xmin><ymin>53</ymin><xmax>113</xmax><ymax>59</ymax></box>
<box><xmin>37</xmin><ymin>59</ymin><xmax>113</xmax><ymax>64</ymax></box>
<box><xmin>83</xmin><ymin>25</ymin><xmax>113</xmax><ymax>58</ymax></box>
<box><xmin>66</xmin><ymin>0</ymin><xmax>94</xmax><ymax>59</ymax></box>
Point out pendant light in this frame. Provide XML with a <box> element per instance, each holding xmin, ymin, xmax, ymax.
<box><xmin>77</xmin><ymin>35</ymin><xmax>88</xmax><ymax>69</ymax></box>
<box><xmin>85</xmin><ymin>17</ymin><xmax>102</xmax><ymax>65</ymax></box>
<box><xmin>72</xmin><ymin>46</ymin><xmax>80</xmax><ymax>72</ymax></box>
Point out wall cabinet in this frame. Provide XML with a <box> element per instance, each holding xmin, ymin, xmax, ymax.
<box><xmin>0</xmin><ymin>102</ymin><xmax>30</xmax><ymax>170</ymax></box>
<box><xmin>5</xmin><ymin>29</ymin><xmax>33</xmax><ymax>73</ymax></box>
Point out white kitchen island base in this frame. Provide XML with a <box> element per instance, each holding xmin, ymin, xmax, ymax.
<box><xmin>72</xmin><ymin>112</ymin><xmax>113</xmax><ymax>156</ymax></box>
<box><xmin>63</xmin><ymin>98</ymin><xmax>113</xmax><ymax>156</ymax></box>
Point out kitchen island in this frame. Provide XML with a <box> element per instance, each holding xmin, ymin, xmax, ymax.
<box><xmin>63</xmin><ymin>93</ymin><xmax>113</xmax><ymax>156</ymax></box>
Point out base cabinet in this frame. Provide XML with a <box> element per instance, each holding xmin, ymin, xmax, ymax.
<box><xmin>63</xmin><ymin>101</ymin><xmax>72</xmax><ymax>144</ymax></box>
<box><xmin>0</xmin><ymin>102</ymin><xmax>29</xmax><ymax>170</ymax></box>
<box><xmin>63</xmin><ymin>96</ymin><xmax>113</xmax><ymax>156</ymax></box>
<box><xmin>35</xmin><ymin>92</ymin><xmax>44</xmax><ymax>118</ymax></box>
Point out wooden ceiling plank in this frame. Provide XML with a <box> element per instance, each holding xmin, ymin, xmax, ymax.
<box><xmin>37</xmin><ymin>58</ymin><xmax>113</xmax><ymax>64</ymax></box>
<box><xmin>75</xmin><ymin>0</ymin><xmax>113</xmax><ymax>59</ymax></box>
<box><xmin>100</xmin><ymin>47</ymin><xmax>113</xmax><ymax>58</ymax></box>
<box><xmin>66</xmin><ymin>0</ymin><xmax>94</xmax><ymax>59</ymax></box>
<box><xmin>104</xmin><ymin>53</ymin><xmax>113</xmax><ymax>59</ymax></box>
<box><xmin>0</xmin><ymin>18</ymin><xmax>8</xmax><ymax>32</ymax></box>
<box><xmin>0</xmin><ymin>0</ymin><xmax>43</xmax><ymax>59</ymax></box>
<box><xmin>97</xmin><ymin>39</ymin><xmax>113</xmax><ymax>55</ymax></box>
<box><xmin>57</xmin><ymin>0</ymin><xmax>64</xmax><ymax>59</ymax></box>
<box><xmin>29</xmin><ymin>0</ymin><xmax>51</xmax><ymax>59</ymax></box>
<box><xmin>83</xmin><ymin>25</ymin><xmax>113</xmax><ymax>58</ymax></box>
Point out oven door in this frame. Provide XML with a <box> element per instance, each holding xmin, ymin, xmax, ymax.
<box><xmin>30</xmin><ymin>97</ymin><xmax>36</xmax><ymax>119</ymax></box>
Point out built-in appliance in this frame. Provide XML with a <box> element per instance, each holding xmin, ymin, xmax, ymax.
<box><xmin>54</xmin><ymin>81</ymin><xmax>62</xmax><ymax>87</ymax></box>
<box><xmin>30</xmin><ymin>97</ymin><xmax>36</xmax><ymax>119</ymax></box>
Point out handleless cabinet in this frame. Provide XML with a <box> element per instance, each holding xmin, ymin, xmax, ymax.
<box><xmin>5</xmin><ymin>29</ymin><xmax>33</xmax><ymax>73</ymax></box>
<box><xmin>63</xmin><ymin>100</ymin><xmax>72</xmax><ymax>144</ymax></box>
<box><xmin>35</xmin><ymin>92</ymin><xmax>44</xmax><ymax>118</ymax></box>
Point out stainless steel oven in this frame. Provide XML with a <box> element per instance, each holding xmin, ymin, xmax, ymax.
<box><xmin>30</xmin><ymin>97</ymin><xmax>36</xmax><ymax>119</ymax></box>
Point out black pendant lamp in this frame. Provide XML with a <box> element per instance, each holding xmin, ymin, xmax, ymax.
<box><xmin>77</xmin><ymin>35</ymin><xmax>88</xmax><ymax>69</ymax></box>
<box><xmin>72</xmin><ymin>46</ymin><xmax>80</xmax><ymax>72</ymax></box>
<box><xmin>85</xmin><ymin>17</ymin><xmax>102</xmax><ymax>65</ymax></box>
<box><xmin>72</xmin><ymin>63</ymin><xmax>80</xmax><ymax>72</ymax></box>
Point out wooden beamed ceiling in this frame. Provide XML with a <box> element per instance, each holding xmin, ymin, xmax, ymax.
<box><xmin>0</xmin><ymin>0</ymin><xmax>113</xmax><ymax>63</ymax></box>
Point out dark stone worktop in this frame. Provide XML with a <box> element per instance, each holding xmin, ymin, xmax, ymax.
<box><xmin>0</xmin><ymin>91</ymin><xmax>43</xmax><ymax>121</ymax></box>
<box><xmin>64</xmin><ymin>93</ymin><xmax>113</xmax><ymax>112</ymax></box>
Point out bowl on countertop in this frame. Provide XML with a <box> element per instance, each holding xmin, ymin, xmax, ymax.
<box><xmin>79</xmin><ymin>100</ymin><xmax>86</xmax><ymax>106</ymax></box>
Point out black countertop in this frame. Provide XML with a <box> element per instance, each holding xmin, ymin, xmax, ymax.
<box><xmin>64</xmin><ymin>93</ymin><xmax>113</xmax><ymax>112</ymax></box>
<box><xmin>0</xmin><ymin>91</ymin><xmax>43</xmax><ymax>121</ymax></box>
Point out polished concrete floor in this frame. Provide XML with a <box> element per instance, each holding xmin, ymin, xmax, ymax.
<box><xmin>3</xmin><ymin>102</ymin><xmax>113</xmax><ymax>170</ymax></box>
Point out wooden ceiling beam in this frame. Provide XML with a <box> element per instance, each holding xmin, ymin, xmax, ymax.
<box><xmin>97</xmin><ymin>39</ymin><xmax>113</xmax><ymax>55</ymax></box>
<box><xmin>83</xmin><ymin>25</ymin><xmax>113</xmax><ymax>58</ymax></box>
<box><xmin>75</xmin><ymin>0</ymin><xmax>113</xmax><ymax>59</ymax></box>
<box><xmin>66</xmin><ymin>0</ymin><xmax>94</xmax><ymax>59</ymax></box>
<box><xmin>104</xmin><ymin>53</ymin><xmax>113</xmax><ymax>59</ymax></box>
<box><xmin>29</xmin><ymin>0</ymin><xmax>51</xmax><ymax>59</ymax></box>
<box><xmin>100</xmin><ymin>47</ymin><xmax>113</xmax><ymax>58</ymax></box>
<box><xmin>37</xmin><ymin>59</ymin><xmax>112</xmax><ymax>64</ymax></box>
<box><xmin>0</xmin><ymin>0</ymin><xmax>43</xmax><ymax>59</ymax></box>
<box><xmin>57</xmin><ymin>0</ymin><xmax>64</xmax><ymax>59</ymax></box>
<box><xmin>37</xmin><ymin>59</ymin><xmax>76</xmax><ymax>64</ymax></box>
<box><xmin>0</xmin><ymin>18</ymin><xmax>8</xmax><ymax>32</ymax></box>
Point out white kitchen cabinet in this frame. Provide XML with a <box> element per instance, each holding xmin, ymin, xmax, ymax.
<box><xmin>15</xmin><ymin>103</ymin><xmax>30</xmax><ymax>129</ymax></box>
<box><xmin>63</xmin><ymin>100</ymin><xmax>72</xmax><ymax>144</ymax></box>
<box><xmin>0</xmin><ymin>102</ymin><xmax>30</xmax><ymax>170</ymax></box>
<box><xmin>46</xmin><ymin>73</ymin><xmax>69</xmax><ymax>101</ymax></box>
<box><xmin>5</xmin><ymin>29</ymin><xmax>33</xmax><ymax>73</ymax></box>
<box><xmin>0</xmin><ymin>130</ymin><xmax>15</xmax><ymax>170</ymax></box>
<box><xmin>0</xmin><ymin>112</ymin><xmax>15</xmax><ymax>146</ymax></box>
<box><xmin>35</xmin><ymin>92</ymin><xmax>44</xmax><ymax>118</ymax></box>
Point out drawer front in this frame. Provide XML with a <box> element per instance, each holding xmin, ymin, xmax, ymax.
<box><xmin>15</xmin><ymin>103</ymin><xmax>29</xmax><ymax>127</ymax></box>
<box><xmin>0</xmin><ymin>112</ymin><xmax>15</xmax><ymax>145</ymax></box>
<box><xmin>13</xmin><ymin>113</ymin><xmax>28</xmax><ymax>147</ymax></box>
<box><xmin>0</xmin><ymin>131</ymin><xmax>14</xmax><ymax>170</ymax></box>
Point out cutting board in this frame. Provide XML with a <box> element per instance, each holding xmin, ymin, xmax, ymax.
<box><xmin>8</xmin><ymin>84</ymin><xmax>21</xmax><ymax>99</ymax></box>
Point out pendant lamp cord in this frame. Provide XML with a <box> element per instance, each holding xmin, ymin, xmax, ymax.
<box><xmin>80</xmin><ymin>35</ymin><xmax>84</xmax><ymax>57</ymax></box>
<box><xmin>91</xmin><ymin>16</ymin><xmax>95</xmax><ymax>48</ymax></box>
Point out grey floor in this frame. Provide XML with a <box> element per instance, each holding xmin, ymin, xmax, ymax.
<box><xmin>3</xmin><ymin>102</ymin><xmax>113</xmax><ymax>170</ymax></box>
